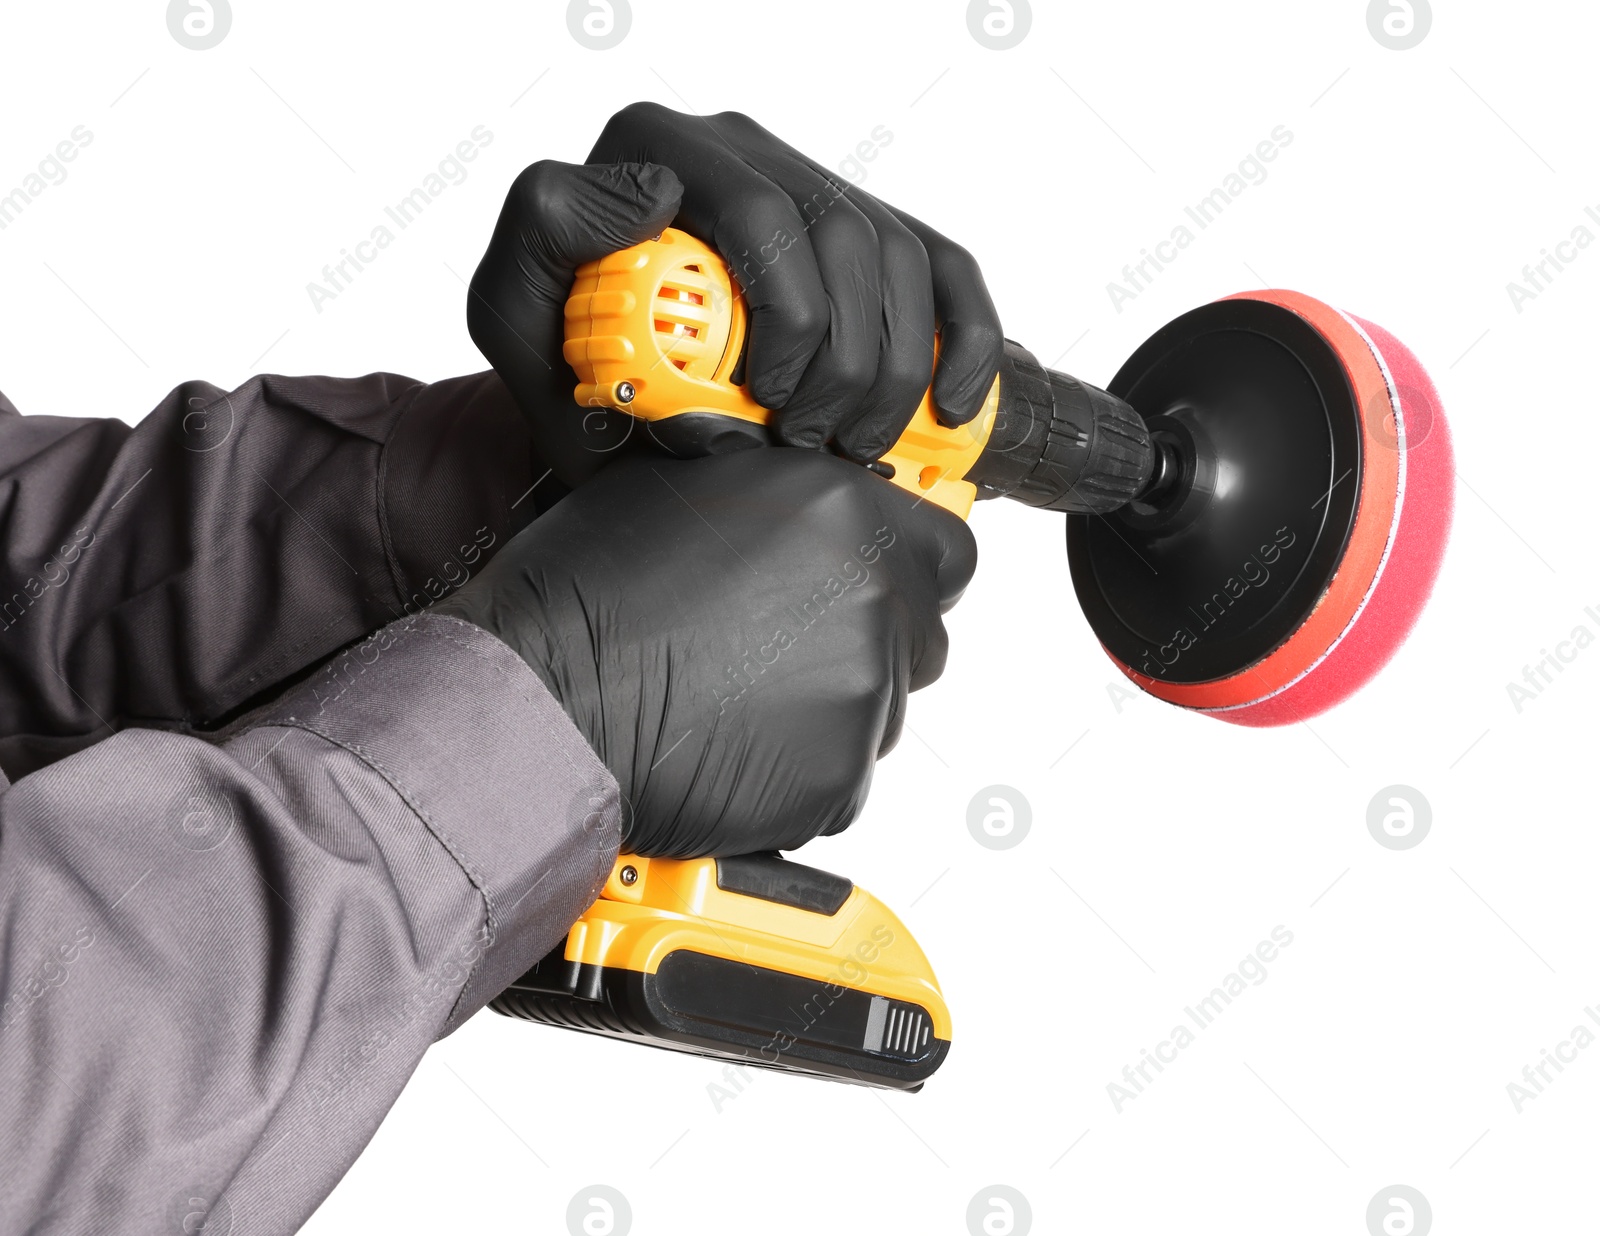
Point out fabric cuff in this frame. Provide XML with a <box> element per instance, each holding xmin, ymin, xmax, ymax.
<box><xmin>248</xmin><ymin>610</ymin><xmax>620</xmax><ymax>1032</ymax></box>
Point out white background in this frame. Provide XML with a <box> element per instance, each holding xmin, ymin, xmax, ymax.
<box><xmin>2</xmin><ymin>1</ymin><xmax>1595</xmax><ymax>1233</ymax></box>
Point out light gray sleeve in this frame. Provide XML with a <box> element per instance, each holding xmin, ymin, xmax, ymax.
<box><xmin>0</xmin><ymin>612</ymin><xmax>620</xmax><ymax>1235</ymax></box>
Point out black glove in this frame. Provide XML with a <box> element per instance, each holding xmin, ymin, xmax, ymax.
<box><xmin>433</xmin><ymin>447</ymin><xmax>977</xmax><ymax>857</ymax></box>
<box><xmin>467</xmin><ymin>102</ymin><xmax>1004</xmax><ymax>486</ymax></box>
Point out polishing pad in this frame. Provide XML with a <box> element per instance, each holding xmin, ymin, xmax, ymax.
<box><xmin>1067</xmin><ymin>290</ymin><xmax>1454</xmax><ymax>725</ymax></box>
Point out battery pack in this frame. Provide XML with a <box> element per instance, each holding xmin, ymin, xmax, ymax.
<box><xmin>490</xmin><ymin>853</ymin><xmax>951</xmax><ymax>1091</ymax></box>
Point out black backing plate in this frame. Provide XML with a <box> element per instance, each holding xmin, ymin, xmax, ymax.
<box><xmin>1066</xmin><ymin>299</ymin><xmax>1363</xmax><ymax>685</ymax></box>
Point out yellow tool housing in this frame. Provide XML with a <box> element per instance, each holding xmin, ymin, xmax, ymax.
<box><xmin>562</xmin><ymin>227</ymin><xmax>1000</xmax><ymax>519</ymax></box>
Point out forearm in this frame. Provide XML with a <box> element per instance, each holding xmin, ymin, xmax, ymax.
<box><xmin>0</xmin><ymin>612</ymin><xmax>618</xmax><ymax>1235</ymax></box>
<box><xmin>0</xmin><ymin>370</ymin><xmax>544</xmax><ymax>781</ymax></box>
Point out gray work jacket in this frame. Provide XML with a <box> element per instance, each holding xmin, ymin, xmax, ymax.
<box><xmin>0</xmin><ymin>371</ymin><xmax>619</xmax><ymax>1233</ymax></box>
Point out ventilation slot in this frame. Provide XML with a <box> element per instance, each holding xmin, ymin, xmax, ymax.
<box><xmin>651</xmin><ymin>268</ymin><xmax>718</xmax><ymax>374</ymax></box>
<box><xmin>874</xmin><ymin>1002</ymin><xmax>932</xmax><ymax>1059</ymax></box>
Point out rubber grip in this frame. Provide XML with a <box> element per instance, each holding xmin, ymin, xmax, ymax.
<box><xmin>968</xmin><ymin>341</ymin><xmax>1154</xmax><ymax>514</ymax></box>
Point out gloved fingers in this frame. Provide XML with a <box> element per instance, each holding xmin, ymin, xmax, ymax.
<box><xmin>466</xmin><ymin>159</ymin><xmax>682</xmax><ymax>482</ymax></box>
<box><xmin>934</xmin><ymin>509</ymin><xmax>980</xmax><ymax>612</ymax></box>
<box><xmin>589</xmin><ymin>103</ymin><xmax>833</xmax><ymax>412</ymax></box>
<box><xmin>702</xmin><ymin>184</ymin><xmax>837</xmax><ymax>414</ymax></box>
<box><xmin>751</xmin><ymin>183</ymin><xmax>884</xmax><ymax>452</ymax></box>
<box><xmin>718</xmin><ymin>127</ymin><xmax>907</xmax><ymax>454</ymax></box>
<box><xmin>885</xmin><ymin>205</ymin><xmax>1004</xmax><ymax>427</ymax></box>
<box><xmin>827</xmin><ymin>192</ymin><xmax>937</xmax><ymax>463</ymax></box>
<box><xmin>877</xmin><ymin>491</ymin><xmax>971</xmax><ymax>691</ymax></box>
<box><xmin>468</xmin><ymin>159</ymin><xmax>681</xmax><ymax>373</ymax></box>
<box><xmin>793</xmin><ymin>742</ymin><xmax>874</xmax><ymax>849</ymax></box>
<box><xmin>878</xmin><ymin>671</ymin><xmax>909</xmax><ymax>755</ymax></box>
<box><xmin>467</xmin><ymin>159</ymin><xmax>681</xmax><ymax>471</ymax></box>
<box><xmin>517</xmin><ymin>159</ymin><xmax>684</xmax><ymax>288</ymax></box>
<box><xmin>885</xmin><ymin>489</ymin><xmax>980</xmax><ymax>615</ymax></box>
<box><xmin>901</xmin><ymin>605</ymin><xmax>949</xmax><ymax>698</ymax></box>
<box><xmin>814</xmin><ymin>775</ymin><xmax>870</xmax><ymax>842</ymax></box>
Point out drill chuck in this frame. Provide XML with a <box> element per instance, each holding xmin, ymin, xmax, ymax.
<box><xmin>967</xmin><ymin>341</ymin><xmax>1154</xmax><ymax>515</ymax></box>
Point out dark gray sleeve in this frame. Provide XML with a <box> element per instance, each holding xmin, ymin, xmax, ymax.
<box><xmin>0</xmin><ymin>612</ymin><xmax>620</xmax><ymax>1235</ymax></box>
<box><xmin>0</xmin><ymin>371</ymin><xmax>554</xmax><ymax>782</ymax></box>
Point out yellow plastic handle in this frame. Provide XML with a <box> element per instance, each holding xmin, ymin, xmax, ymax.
<box><xmin>562</xmin><ymin>228</ymin><xmax>999</xmax><ymax>519</ymax></box>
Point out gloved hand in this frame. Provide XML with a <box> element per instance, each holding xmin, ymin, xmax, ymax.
<box><xmin>433</xmin><ymin>447</ymin><xmax>977</xmax><ymax>857</ymax></box>
<box><xmin>467</xmin><ymin>102</ymin><xmax>1004</xmax><ymax>487</ymax></box>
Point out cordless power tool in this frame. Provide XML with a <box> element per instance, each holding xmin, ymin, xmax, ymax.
<box><xmin>490</xmin><ymin>227</ymin><xmax>1454</xmax><ymax>1090</ymax></box>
